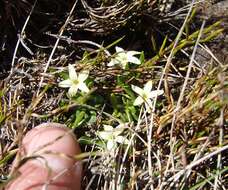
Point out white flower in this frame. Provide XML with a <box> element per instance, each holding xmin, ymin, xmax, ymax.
<box><xmin>107</xmin><ymin>46</ymin><xmax>141</xmax><ymax>69</ymax></box>
<box><xmin>59</xmin><ymin>64</ymin><xmax>89</xmax><ymax>97</ymax></box>
<box><xmin>97</xmin><ymin>124</ymin><xmax>129</xmax><ymax>151</ymax></box>
<box><xmin>131</xmin><ymin>81</ymin><xmax>164</xmax><ymax>112</ymax></box>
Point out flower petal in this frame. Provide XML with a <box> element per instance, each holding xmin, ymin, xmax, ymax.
<box><xmin>115</xmin><ymin>136</ymin><xmax>129</xmax><ymax>144</ymax></box>
<box><xmin>148</xmin><ymin>89</ymin><xmax>164</xmax><ymax>99</ymax></box>
<box><xmin>133</xmin><ymin>96</ymin><xmax>144</xmax><ymax>106</ymax></box>
<box><xmin>115</xmin><ymin>46</ymin><xmax>124</xmax><ymax>53</ymax></box>
<box><xmin>127</xmin><ymin>50</ymin><xmax>140</xmax><ymax>56</ymax></box>
<box><xmin>145</xmin><ymin>98</ymin><xmax>153</xmax><ymax>109</ymax></box>
<box><xmin>78</xmin><ymin>82</ymin><xmax>89</xmax><ymax>93</ymax></box>
<box><xmin>103</xmin><ymin>125</ymin><xmax>114</xmax><ymax>131</ymax></box>
<box><xmin>78</xmin><ymin>70</ymin><xmax>89</xmax><ymax>82</ymax></box>
<box><xmin>120</xmin><ymin>61</ymin><xmax>128</xmax><ymax>69</ymax></box>
<box><xmin>59</xmin><ymin>79</ymin><xmax>73</xmax><ymax>88</ymax></box>
<box><xmin>68</xmin><ymin>64</ymin><xmax>77</xmax><ymax>81</ymax></box>
<box><xmin>131</xmin><ymin>85</ymin><xmax>144</xmax><ymax>96</ymax></box>
<box><xmin>127</xmin><ymin>55</ymin><xmax>141</xmax><ymax>65</ymax></box>
<box><xmin>68</xmin><ymin>84</ymin><xmax>78</xmax><ymax>97</ymax></box>
<box><xmin>107</xmin><ymin>59</ymin><xmax>118</xmax><ymax>67</ymax></box>
<box><xmin>116</xmin><ymin>52</ymin><xmax>126</xmax><ymax>59</ymax></box>
<box><xmin>107</xmin><ymin>140</ymin><xmax>115</xmax><ymax>150</ymax></box>
<box><xmin>144</xmin><ymin>81</ymin><xmax>153</xmax><ymax>93</ymax></box>
<box><xmin>113</xmin><ymin>127</ymin><xmax>124</xmax><ymax>137</ymax></box>
<box><xmin>98</xmin><ymin>131</ymin><xmax>112</xmax><ymax>140</ymax></box>
<box><xmin>116</xmin><ymin>123</ymin><xmax>128</xmax><ymax>129</ymax></box>
<box><xmin>145</xmin><ymin>105</ymin><xmax>152</xmax><ymax>113</ymax></box>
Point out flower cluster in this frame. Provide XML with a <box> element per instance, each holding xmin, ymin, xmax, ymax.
<box><xmin>58</xmin><ymin>64</ymin><xmax>89</xmax><ymax>97</ymax></box>
<box><xmin>58</xmin><ymin>46</ymin><xmax>164</xmax><ymax>153</ymax></box>
<box><xmin>97</xmin><ymin>123</ymin><xmax>129</xmax><ymax>151</ymax></box>
<box><xmin>132</xmin><ymin>81</ymin><xmax>164</xmax><ymax>113</ymax></box>
<box><xmin>58</xmin><ymin>47</ymin><xmax>163</xmax><ymax>111</ymax></box>
<box><xmin>107</xmin><ymin>46</ymin><xmax>141</xmax><ymax>69</ymax></box>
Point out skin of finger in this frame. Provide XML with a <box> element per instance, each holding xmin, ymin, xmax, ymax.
<box><xmin>6</xmin><ymin>123</ymin><xmax>82</xmax><ymax>190</ymax></box>
<box><xmin>6</xmin><ymin>162</ymin><xmax>82</xmax><ymax>190</ymax></box>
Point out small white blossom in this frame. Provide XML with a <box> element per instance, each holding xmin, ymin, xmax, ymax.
<box><xmin>108</xmin><ymin>46</ymin><xmax>141</xmax><ymax>69</ymax></box>
<box><xmin>97</xmin><ymin>124</ymin><xmax>129</xmax><ymax>151</ymax></box>
<box><xmin>131</xmin><ymin>81</ymin><xmax>164</xmax><ymax>112</ymax></box>
<box><xmin>59</xmin><ymin>64</ymin><xmax>89</xmax><ymax>97</ymax></box>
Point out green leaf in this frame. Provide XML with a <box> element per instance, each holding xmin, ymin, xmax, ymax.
<box><xmin>0</xmin><ymin>150</ymin><xmax>17</xmax><ymax>167</ymax></box>
<box><xmin>117</xmin><ymin>75</ymin><xmax>125</xmax><ymax>86</ymax></box>
<box><xmin>189</xmin><ymin>167</ymin><xmax>228</xmax><ymax>190</ymax></box>
<box><xmin>78</xmin><ymin>136</ymin><xmax>94</xmax><ymax>145</ymax></box>
<box><xmin>158</xmin><ymin>36</ymin><xmax>168</xmax><ymax>57</ymax></box>
<box><xmin>72</xmin><ymin>110</ymin><xmax>86</xmax><ymax>128</ymax></box>
<box><xmin>59</xmin><ymin>71</ymin><xmax>69</xmax><ymax>80</ymax></box>
<box><xmin>151</xmin><ymin>34</ymin><xmax>157</xmax><ymax>52</ymax></box>
<box><xmin>139</xmin><ymin>51</ymin><xmax>145</xmax><ymax>64</ymax></box>
<box><xmin>87</xmin><ymin>111</ymin><xmax>97</xmax><ymax>124</ymax></box>
<box><xmin>110</xmin><ymin>93</ymin><xmax>119</xmax><ymax>110</ymax></box>
<box><xmin>105</xmin><ymin>36</ymin><xmax>125</xmax><ymax>50</ymax></box>
<box><xmin>78</xmin><ymin>136</ymin><xmax>104</xmax><ymax>148</ymax></box>
<box><xmin>128</xmin><ymin>106</ymin><xmax>138</xmax><ymax>121</ymax></box>
<box><xmin>122</xmin><ymin>85</ymin><xmax>135</xmax><ymax>99</ymax></box>
<box><xmin>81</xmin><ymin>51</ymin><xmax>90</xmax><ymax>62</ymax></box>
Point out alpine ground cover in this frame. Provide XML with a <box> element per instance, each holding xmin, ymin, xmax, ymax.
<box><xmin>0</xmin><ymin>0</ymin><xmax>228</xmax><ymax>189</ymax></box>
